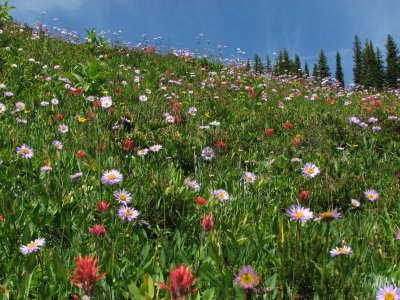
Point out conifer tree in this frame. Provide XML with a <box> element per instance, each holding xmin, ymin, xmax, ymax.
<box><xmin>293</xmin><ymin>54</ymin><xmax>302</xmax><ymax>76</ymax></box>
<box><xmin>245</xmin><ymin>59</ymin><xmax>251</xmax><ymax>72</ymax></box>
<box><xmin>254</xmin><ymin>54</ymin><xmax>264</xmax><ymax>74</ymax></box>
<box><xmin>353</xmin><ymin>35</ymin><xmax>363</xmax><ymax>84</ymax></box>
<box><xmin>317</xmin><ymin>49</ymin><xmax>330</xmax><ymax>78</ymax></box>
<box><xmin>361</xmin><ymin>40</ymin><xmax>380</xmax><ymax>88</ymax></box>
<box><xmin>266</xmin><ymin>56</ymin><xmax>271</xmax><ymax>70</ymax></box>
<box><xmin>385</xmin><ymin>34</ymin><xmax>400</xmax><ymax>87</ymax></box>
<box><xmin>282</xmin><ymin>48</ymin><xmax>293</xmax><ymax>74</ymax></box>
<box><xmin>376</xmin><ymin>48</ymin><xmax>385</xmax><ymax>89</ymax></box>
<box><xmin>335</xmin><ymin>51</ymin><xmax>344</xmax><ymax>87</ymax></box>
<box><xmin>312</xmin><ymin>63</ymin><xmax>318</xmax><ymax>78</ymax></box>
<box><xmin>304</xmin><ymin>62</ymin><xmax>310</xmax><ymax>76</ymax></box>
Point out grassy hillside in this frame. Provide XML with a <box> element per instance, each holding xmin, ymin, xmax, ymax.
<box><xmin>1</xmin><ymin>16</ymin><xmax>400</xmax><ymax>299</ymax></box>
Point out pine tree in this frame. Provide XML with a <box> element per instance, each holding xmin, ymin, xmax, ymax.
<box><xmin>385</xmin><ymin>34</ymin><xmax>400</xmax><ymax>87</ymax></box>
<box><xmin>254</xmin><ymin>54</ymin><xmax>264</xmax><ymax>74</ymax></box>
<box><xmin>304</xmin><ymin>62</ymin><xmax>310</xmax><ymax>76</ymax></box>
<box><xmin>312</xmin><ymin>63</ymin><xmax>318</xmax><ymax>78</ymax></box>
<box><xmin>375</xmin><ymin>48</ymin><xmax>385</xmax><ymax>89</ymax></box>
<box><xmin>335</xmin><ymin>51</ymin><xmax>344</xmax><ymax>87</ymax></box>
<box><xmin>266</xmin><ymin>56</ymin><xmax>271</xmax><ymax>70</ymax></box>
<box><xmin>245</xmin><ymin>59</ymin><xmax>251</xmax><ymax>72</ymax></box>
<box><xmin>282</xmin><ymin>48</ymin><xmax>293</xmax><ymax>74</ymax></box>
<box><xmin>353</xmin><ymin>35</ymin><xmax>363</xmax><ymax>84</ymax></box>
<box><xmin>361</xmin><ymin>40</ymin><xmax>380</xmax><ymax>88</ymax></box>
<box><xmin>293</xmin><ymin>54</ymin><xmax>302</xmax><ymax>76</ymax></box>
<box><xmin>317</xmin><ymin>49</ymin><xmax>330</xmax><ymax>78</ymax></box>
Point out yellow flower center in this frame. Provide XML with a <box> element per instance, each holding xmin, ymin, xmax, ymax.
<box><xmin>240</xmin><ymin>273</ymin><xmax>254</xmax><ymax>285</ymax></box>
<box><xmin>338</xmin><ymin>248</ymin><xmax>347</xmax><ymax>254</ymax></box>
<box><xmin>108</xmin><ymin>174</ymin><xmax>116</xmax><ymax>180</ymax></box>
<box><xmin>293</xmin><ymin>211</ymin><xmax>305</xmax><ymax>218</ymax></box>
<box><xmin>368</xmin><ymin>193</ymin><xmax>375</xmax><ymax>200</ymax></box>
<box><xmin>119</xmin><ymin>194</ymin><xmax>126</xmax><ymax>201</ymax></box>
<box><xmin>320</xmin><ymin>212</ymin><xmax>334</xmax><ymax>219</ymax></box>
<box><xmin>247</xmin><ymin>176</ymin><xmax>253</xmax><ymax>182</ymax></box>
<box><xmin>124</xmin><ymin>209</ymin><xmax>133</xmax><ymax>216</ymax></box>
<box><xmin>218</xmin><ymin>193</ymin><xmax>225</xmax><ymax>199</ymax></box>
<box><xmin>22</xmin><ymin>148</ymin><xmax>29</xmax><ymax>154</ymax></box>
<box><xmin>206</xmin><ymin>151</ymin><xmax>211</xmax><ymax>156</ymax></box>
<box><xmin>27</xmin><ymin>241</ymin><xmax>38</xmax><ymax>248</ymax></box>
<box><xmin>307</xmin><ymin>167</ymin><xmax>314</xmax><ymax>174</ymax></box>
<box><xmin>384</xmin><ymin>292</ymin><xmax>395</xmax><ymax>300</ymax></box>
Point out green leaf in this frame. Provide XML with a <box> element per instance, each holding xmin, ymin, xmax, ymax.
<box><xmin>52</xmin><ymin>252</ymin><xmax>68</xmax><ymax>280</ymax></box>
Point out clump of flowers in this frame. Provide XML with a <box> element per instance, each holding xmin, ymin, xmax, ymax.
<box><xmin>234</xmin><ymin>266</ymin><xmax>260</xmax><ymax>290</ymax></box>
<box><xmin>159</xmin><ymin>265</ymin><xmax>197</xmax><ymax>300</ymax></box>
<box><xmin>69</xmin><ymin>255</ymin><xmax>106</xmax><ymax>297</ymax></box>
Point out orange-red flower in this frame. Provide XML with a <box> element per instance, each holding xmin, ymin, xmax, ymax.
<box><xmin>265</xmin><ymin>128</ymin><xmax>273</xmax><ymax>137</ymax></box>
<box><xmin>76</xmin><ymin>150</ymin><xmax>85</xmax><ymax>159</ymax></box>
<box><xmin>216</xmin><ymin>141</ymin><xmax>225</xmax><ymax>149</ymax></box>
<box><xmin>69</xmin><ymin>255</ymin><xmax>106</xmax><ymax>296</ymax></box>
<box><xmin>300</xmin><ymin>190</ymin><xmax>309</xmax><ymax>201</ymax></box>
<box><xmin>283</xmin><ymin>122</ymin><xmax>294</xmax><ymax>129</ymax></box>
<box><xmin>97</xmin><ymin>200</ymin><xmax>110</xmax><ymax>213</ymax></box>
<box><xmin>89</xmin><ymin>224</ymin><xmax>106</xmax><ymax>236</ymax></box>
<box><xmin>196</xmin><ymin>196</ymin><xmax>208</xmax><ymax>206</ymax></box>
<box><xmin>159</xmin><ymin>265</ymin><xmax>196</xmax><ymax>300</ymax></box>
<box><xmin>202</xmin><ymin>215</ymin><xmax>213</xmax><ymax>232</ymax></box>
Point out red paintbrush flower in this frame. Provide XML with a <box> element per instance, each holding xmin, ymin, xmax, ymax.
<box><xmin>56</xmin><ymin>113</ymin><xmax>63</xmax><ymax>121</ymax></box>
<box><xmin>216</xmin><ymin>141</ymin><xmax>225</xmax><ymax>149</ymax></box>
<box><xmin>123</xmin><ymin>140</ymin><xmax>135</xmax><ymax>151</ymax></box>
<box><xmin>89</xmin><ymin>224</ymin><xmax>106</xmax><ymax>236</ymax></box>
<box><xmin>300</xmin><ymin>190</ymin><xmax>309</xmax><ymax>201</ymax></box>
<box><xmin>76</xmin><ymin>150</ymin><xmax>85</xmax><ymax>159</ymax></box>
<box><xmin>196</xmin><ymin>196</ymin><xmax>208</xmax><ymax>206</ymax></box>
<box><xmin>283</xmin><ymin>122</ymin><xmax>294</xmax><ymax>130</ymax></box>
<box><xmin>97</xmin><ymin>200</ymin><xmax>110</xmax><ymax>213</ymax></box>
<box><xmin>69</xmin><ymin>255</ymin><xmax>106</xmax><ymax>296</ymax></box>
<box><xmin>159</xmin><ymin>265</ymin><xmax>197</xmax><ymax>300</ymax></box>
<box><xmin>265</xmin><ymin>128</ymin><xmax>273</xmax><ymax>137</ymax></box>
<box><xmin>202</xmin><ymin>215</ymin><xmax>213</xmax><ymax>232</ymax></box>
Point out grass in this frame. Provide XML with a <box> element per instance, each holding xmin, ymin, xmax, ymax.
<box><xmin>0</xmin><ymin>16</ymin><xmax>400</xmax><ymax>299</ymax></box>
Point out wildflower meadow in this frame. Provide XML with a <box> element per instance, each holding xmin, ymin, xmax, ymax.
<box><xmin>1</xmin><ymin>3</ymin><xmax>400</xmax><ymax>299</ymax></box>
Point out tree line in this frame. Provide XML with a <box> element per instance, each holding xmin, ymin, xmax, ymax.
<box><xmin>247</xmin><ymin>34</ymin><xmax>400</xmax><ymax>89</ymax></box>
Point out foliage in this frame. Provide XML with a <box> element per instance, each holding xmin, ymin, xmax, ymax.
<box><xmin>0</xmin><ymin>14</ymin><xmax>400</xmax><ymax>300</ymax></box>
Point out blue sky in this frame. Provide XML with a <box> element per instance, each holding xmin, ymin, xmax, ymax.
<box><xmin>9</xmin><ymin>0</ymin><xmax>400</xmax><ymax>82</ymax></box>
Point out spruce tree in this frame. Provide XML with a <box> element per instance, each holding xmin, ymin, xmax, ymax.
<box><xmin>254</xmin><ymin>54</ymin><xmax>264</xmax><ymax>74</ymax></box>
<box><xmin>282</xmin><ymin>48</ymin><xmax>293</xmax><ymax>74</ymax></box>
<box><xmin>245</xmin><ymin>59</ymin><xmax>251</xmax><ymax>72</ymax></box>
<box><xmin>385</xmin><ymin>34</ymin><xmax>400</xmax><ymax>87</ymax></box>
<box><xmin>335</xmin><ymin>51</ymin><xmax>344</xmax><ymax>87</ymax></box>
<box><xmin>312</xmin><ymin>63</ymin><xmax>318</xmax><ymax>78</ymax></box>
<box><xmin>353</xmin><ymin>35</ymin><xmax>363</xmax><ymax>84</ymax></box>
<box><xmin>304</xmin><ymin>62</ymin><xmax>310</xmax><ymax>76</ymax></box>
<box><xmin>266</xmin><ymin>56</ymin><xmax>271</xmax><ymax>70</ymax></box>
<box><xmin>376</xmin><ymin>48</ymin><xmax>385</xmax><ymax>89</ymax></box>
<box><xmin>361</xmin><ymin>40</ymin><xmax>380</xmax><ymax>88</ymax></box>
<box><xmin>293</xmin><ymin>54</ymin><xmax>302</xmax><ymax>76</ymax></box>
<box><xmin>317</xmin><ymin>49</ymin><xmax>330</xmax><ymax>78</ymax></box>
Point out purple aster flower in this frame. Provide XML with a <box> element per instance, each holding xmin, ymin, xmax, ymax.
<box><xmin>184</xmin><ymin>178</ymin><xmax>200</xmax><ymax>191</ymax></box>
<box><xmin>101</xmin><ymin>169</ymin><xmax>123</xmax><ymax>185</ymax></box>
<box><xmin>114</xmin><ymin>189</ymin><xmax>132</xmax><ymax>204</ymax></box>
<box><xmin>243</xmin><ymin>172</ymin><xmax>257</xmax><ymax>184</ymax></box>
<box><xmin>201</xmin><ymin>147</ymin><xmax>215</xmax><ymax>161</ymax></box>
<box><xmin>364</xmin><ymin>189</ymin><xmax>379</xmax><ymax>201</ymax></box>
<box><xmin>20</xmin><ymin>238</ymin><xmax>45</xmax><ymax>255</ymax></box>
<box><xmin>302</xmin><ymin>162</ymin><xmax>320</xmax><ymax>178</ymax></box>
<box><xmin>376</xmin><ymin>285</ymin><xmax>400</xmax><ymax>300</ymax></box>
<box><xmin>118</xmin><ymin>206</ymin><xmax>139</xmax><ymax>221</ymax></box>
<box><xmin>234</xmin><ymin>266</ymin><xmax>260</xmax><ymax>289</ymax></box>
<box><xmin>286</xmin><ymin>205</ymin><xmax>313</xmax><ymax>222</ymax></box>
<box><xmin>314</xmin><ymin>209</ymin><xmax>341</xmax><ymax>221</ymax></box>
<box><xmin>16</xmin><ymin>144</ymin><xmax>34</xmax><ymax>159</ymax></box>
<box><xmin>330</xmin><ymin>246</ymin><xmax>352</xmax><ymax>257</ymax></box>
<box><xmin>211</xmin><ymin>189</ymin><xmax>230</xmax><ymax>202</ymax></box>
<box><xmin>70</xmin><ymin>172</ymin><xmax>83</xmax><ymax>179</ymax></box>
